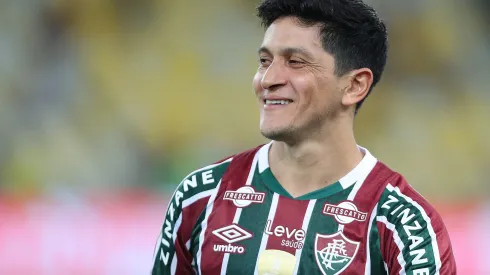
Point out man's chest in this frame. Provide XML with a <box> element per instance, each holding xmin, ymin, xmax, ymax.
<box><xmin>191</xmin><ymin>187</ymin><xmax>374</xmax><ymax>275</ymax></box>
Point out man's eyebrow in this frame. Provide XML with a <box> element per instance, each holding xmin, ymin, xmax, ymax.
<box><xmin>258</xmin><ymin>46</ymin><xmax>314</xmax><ymax>60</ymax></box>
<box><xmin>257</xmin><ymin>46</ymin><xmax>272</xmax><ymax>55</ymax></box>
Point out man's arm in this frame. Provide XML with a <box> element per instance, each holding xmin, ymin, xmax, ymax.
<box><xmin>151</xmin><ymin>185</ymin><xmax>194</xmax><ymax>275</ymax></box>
<box><xmin>376</xmin><ymin>175</ymin><xmax>456</xmax><ymax>275</ymax></box>
<box><xmin>151</xmin><ymin>158</ymin><xmax>233</xmax><ymax>274</ymax></box>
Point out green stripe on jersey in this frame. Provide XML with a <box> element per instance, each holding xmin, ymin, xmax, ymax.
<box><xmin>226</xmin><ymin>168</ymin><xmax>274</xmax><ymax>273</ymax></box>
<box><xmin>190</xmin><ymin>206</ymin><xmax>208</xmax><ymax>273</ymax></box>
<box><xmin>296</xmin><ymin>185</ymin><xmax>354</xmax><ymax>274</ymax></box>
<box><xmin>377</xmin><ymin>187</ymin><xmax>437</xmax><ymax>272</ymax></box>
<box><xmin>367</xmin><ymin>210</ymin><xmax>385</xmax><ymax>274</ymax></box>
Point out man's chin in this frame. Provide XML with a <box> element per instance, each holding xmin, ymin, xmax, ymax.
<box><xmin>260</xmin><ymin>127</ymin><xmax>296</xmax><ymax>142</ymax></box>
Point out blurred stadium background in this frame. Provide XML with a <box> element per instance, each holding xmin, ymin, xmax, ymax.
<box><xmin>0</xmin><ymin>0</ymin><xmax>489</xmax><ymax>274</ymax></box>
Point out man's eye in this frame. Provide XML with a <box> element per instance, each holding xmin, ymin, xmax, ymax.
<box><xmin>289</xmin><ymin>60</ymin><xmax>303</xmax><ymax>65</ymax></box>
<box><xmin>259</xmin><ymin>58</ymin><xmax>270</xmax><ymax>65</ymax></box>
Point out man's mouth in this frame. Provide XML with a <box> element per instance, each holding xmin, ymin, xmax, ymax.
<box><xmin>264</xmin><ymin>99</ymin><xmax>293</xmax><ymax>105</ymax></box>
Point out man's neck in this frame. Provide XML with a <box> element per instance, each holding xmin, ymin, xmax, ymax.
<box><xmin>268</xmin><ymin>127</ymin><xmax>363</xmax><ymax>198</ymax></box>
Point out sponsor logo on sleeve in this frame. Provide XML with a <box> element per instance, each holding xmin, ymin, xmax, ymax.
<box><xmin>322</xmin><ymin>201</ymin><xmax>367</xmax><ymax>224</ymax></box>
<box><xmin>158</xmin><ymin>167</ymin><xmax>219</xmax><ymax>265</ymax></box>
<box><xmin>223</xmin><ymin>186</ymin><xmax>265</xmax><ymax>207</ymax></box>
<box><xmin>379</xmin><ymin>190</ymin><xmax>435</xmax><ymax>272</ymax></box>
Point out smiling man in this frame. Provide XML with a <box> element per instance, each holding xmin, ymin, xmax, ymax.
<box><xmin>151</xmin><ymin>0</ymin><xmax>456</xmax><ymax>274</ymax></box>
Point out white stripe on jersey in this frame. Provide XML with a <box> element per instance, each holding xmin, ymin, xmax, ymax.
<box><xmin>292</xmin><ymin>199</ymin><xmax>317</xmax><ymax>275</ymax></box>
<box><xmin>364</xmin><ymin>203</ymin><xmax>378</xmax><ymax>275</ymax></box>
<box><xmin>376</xmin><ymin>216</ymin><xmax>407</xmax><ymax>275</ymax></box>
<box><xmin>338</xmin><ymin>154</ymin><xmax>376</xmax><ymax>232</ymax></box>
<box><xmin>253</xmin><ymin>193</ymin><xmax>280</xmax><ymax>275</ymax></box>
<box><xmin>196</xmin><ymin>179</ymin><xmax>224</xmax><ymax>275</ymax></box>
<box><xmin>170</xmin><ymin>214</ymin><xmax>183</xmax><ymax>274</ymax></box>
<box><xmin>220</xmin><ymin>153</ymin><xmax>259</xmax><ymax>275</ymax></box>
<box><xmin>257</xmin><ymin>142</ymin><xmax>272</xmax><ymax>173</ymax></box>
<box><xmin>386</xmin><ymin>184</ymin><xmax>441</xmax><ymax>274</ymax></box>
<box><xmin>346</xmin><ymin>150</ymin><xmax>377</xmax><ymax>199</ymax></box>
<box><xmin>182</xmin><ymin>189</ymin><xmax>215</xmax><ymax>209</ymax></box>
<box><xmin>338</xmin><ymin>146</ymin><xmax>377</xmax><ymax>189</ymax></box>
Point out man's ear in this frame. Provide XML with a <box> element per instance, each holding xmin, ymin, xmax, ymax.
<box><xmin>341</xmin><ymin>68</ymin><xmax>373</xmax><ymax>107</ymax></box>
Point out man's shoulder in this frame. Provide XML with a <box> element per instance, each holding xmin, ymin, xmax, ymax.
<box><xmin>373</xmin><ymin>163</ymin><xmax>453</xmax><ymax>273</ymax></box>
<box><xmin>370</xmin><ymin>159</ymin><xmax>400</xmax><ymax>182</ymax></box>
<box><xmin>374</xmin><ymin>164</ymin><xmax>445</xmax><ymax>230</ymax></box>
<box><xmin>375</xmin><ymin>163</ymin><xmax>427</xmax><ymax>205</ymax></box>
<box><xmin>367</xmin><ymin>159</ymin><xmax>441</xmax><ymax>214</ymax></box>
<box><xmin>205</xmin><ymin>143</ymin><xmax>266</xmax><ymax>175</ymax></box>
<box><xmin>211</xmin><ymin>144</ymin><xmax>265</xmax><ymax>165</ymax></box>
<box><xmin>173</xmin><ymin>144</ymin><xmax>266</xmax><ymax>198</ymax></box>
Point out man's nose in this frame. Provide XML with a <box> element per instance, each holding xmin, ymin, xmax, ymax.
<box><xmin>261</xmin><ymin>62</ymin><xmax>288</xmax><ymax>90</ymax></box>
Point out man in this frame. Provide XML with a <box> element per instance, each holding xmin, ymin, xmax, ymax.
<box><xmin>151</xmin><ymin>0</ymin><xmax>456</xmax><ymax>274</ymax></box>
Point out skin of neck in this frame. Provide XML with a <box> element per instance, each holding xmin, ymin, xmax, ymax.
<box><xmin>268</xmin><ymin>114</ymin><xmax>364</xmax><ymax>198</ymax></box>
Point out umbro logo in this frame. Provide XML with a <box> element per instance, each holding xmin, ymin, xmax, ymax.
<box><xmin>223</xmin><ymin>186</ymin><xmax>265</xmax><ymax>207</ymax></box>
<box><xmin>212</xmin><ymin>224</ymin><xmax>253</xmax><ymax>254</ymax></box>
<box><xmin>213</xmin><ymin>224</ymin><xmax>253</xmax><ymax>243</ymax></box>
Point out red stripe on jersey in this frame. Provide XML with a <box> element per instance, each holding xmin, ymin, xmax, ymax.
<box><xmin>376</xmin><ymin>219</ymin><xmax>403</xmax><ymax>274</ymax></box>
<box><xmin>340</xmin><ymin>162</ymin><xmax>397</xmax><ymax>273</ymax></box>
<box><xmin>175</xmin><ymin>197</ymin><xmax>209</xmax><ymax>274</ymax></box>
<box><xmin>199</xmin><ymin>147</ymin><xmax>260</xmax><ymax>275</ymax></box>
<box><xmin>265</xmin><ymin>196</ymin><xmax>309</xmax><ymax>255</ymax></box>
<box><xmin>180</xmin><ymin>198</ymin><xmax>209</xmax><ymax>243</ymax></box>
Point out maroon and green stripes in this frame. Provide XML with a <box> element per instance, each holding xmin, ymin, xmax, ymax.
<box><xmin>225</xmin><ymin>170</ymin><xmax>275</xmax><ymax>273</ymax></box>
<box><xmin>196</xmin><ymin>149</ymin><xmax>258</xmax><ymax>274</ymax></box>
<box><xmin>295</xmin><ymin>186</ymin><xmax>353</xmax><ymax>274</ymax></box>
<box><xmin>152</xmin><ymin>158</ymin><xmax>232</xmax><ymax>275</ymax></box>
<box><xmin>153</xmin><ymin>144</ymin><xmax>454</xmax><ymax>275</ymax></box>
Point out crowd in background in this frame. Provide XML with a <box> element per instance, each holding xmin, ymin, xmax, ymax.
<box><xmin>1</xmin><ymin>0</ymin><xmax>489</xmax><ymax>203</ymax></box>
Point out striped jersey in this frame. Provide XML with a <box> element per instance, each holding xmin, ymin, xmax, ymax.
<box><xmin>151</xmin><ymin>143</ymin><xmax>456</xmax><ymax>274</ymax></box>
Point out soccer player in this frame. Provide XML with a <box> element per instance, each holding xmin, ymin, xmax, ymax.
<box><xmin>151</xmin><ymin>0</ymin><xmax>457</xmax><ymax>274</ymax></box>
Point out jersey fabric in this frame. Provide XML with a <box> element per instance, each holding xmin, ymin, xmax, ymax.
<box><xmin>151</xmin><ymin>143</ymin><xmax>456</xmax><ymax>275</ymax></box>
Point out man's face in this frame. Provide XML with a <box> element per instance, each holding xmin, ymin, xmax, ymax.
<box><xmin>253</xmin><ymin>16</ymin><xmax>344</xmax><ymax>142</ymax></box>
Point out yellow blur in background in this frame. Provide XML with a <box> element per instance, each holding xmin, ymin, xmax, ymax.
<box><xmin>0</xmin><ymin>0</ymin><xmax>489</xmax><ymax>274</ymax></box>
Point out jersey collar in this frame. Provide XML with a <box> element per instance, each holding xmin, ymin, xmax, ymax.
<box><xmin>257</xmin><ymin>141</ymin><xmax>378</xmax><ymax>199</ymax></box>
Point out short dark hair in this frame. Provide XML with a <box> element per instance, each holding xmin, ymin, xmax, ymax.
<box><xmin>256</xmin><ymin>0</ymin><xmax>388</xmax><ymax>114</ymax></box>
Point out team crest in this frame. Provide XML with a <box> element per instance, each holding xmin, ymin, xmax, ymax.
<box><xmin>314</xmin><ymin>231</ymin><xmax>360</xmax><ymax>275</ymax></box>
